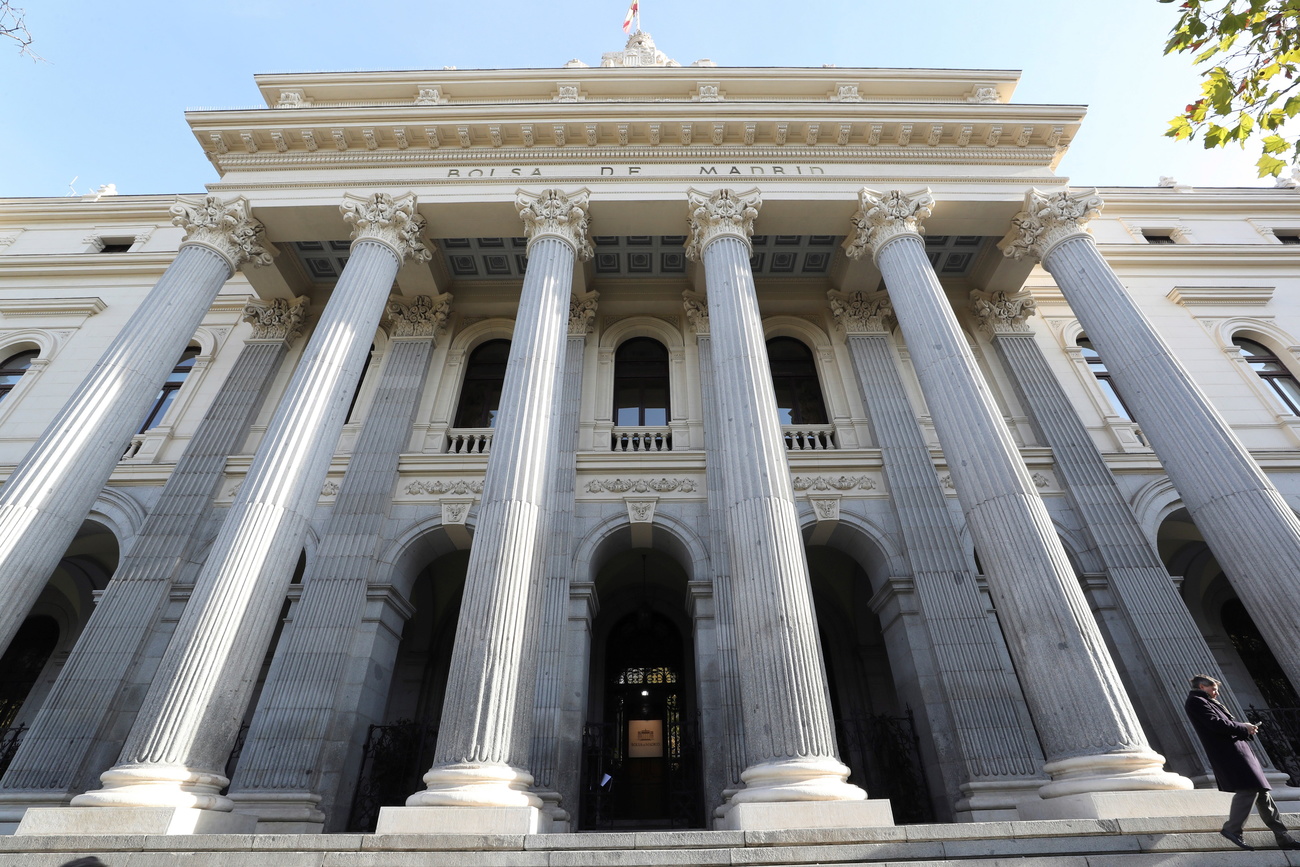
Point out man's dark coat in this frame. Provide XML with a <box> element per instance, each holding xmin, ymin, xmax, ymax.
<box><xmin>1184</xmin><ymin>688</ymin><xmax>1270</xmax><ymax>792</ymax></box>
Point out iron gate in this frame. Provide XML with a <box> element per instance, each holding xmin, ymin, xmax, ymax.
<box><xmin>346</xmin><ymin>720</ymin><xmax>439</xmax><ymax>832</ymax></box>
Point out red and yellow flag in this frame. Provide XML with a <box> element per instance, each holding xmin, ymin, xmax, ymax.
<box><xmin>622</xmin><ymin>1</ymin><xmax>639</xmax><ymax>33</ymax></box>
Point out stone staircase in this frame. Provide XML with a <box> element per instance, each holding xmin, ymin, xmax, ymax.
<box><xmin>6</xmin><ymin>815</ymin><xmax>1300</xmax><ymax>866</ymax></box>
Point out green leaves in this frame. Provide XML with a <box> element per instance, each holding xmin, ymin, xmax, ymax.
<box><xmin>1163</xmin><ymin>0</ymin><xmax>1300</xmax><ymax>176</ymax></box>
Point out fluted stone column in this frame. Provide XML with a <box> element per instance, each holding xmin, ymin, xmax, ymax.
<box><xmin>13</xmin><ymin>193</ymin><xmax>433</xmax><ymax>837</ymax></box>
<box><xmin>0</xmin><ymin>298</ymin><xmax>306</xmax><ymax>821</ymax></box>
<box><xmin>529</xmin><ymin>290</ymin><xmax>596</xmax><ymax>831</ymax></box>
<box><xmin>0</xmin><ymin>196</ymin><xmax>272</xmax><ymax>658</ymax></box>
<box><xmin>843</xmin><ymin>189</ymin><xmax>1191</xmax><ymax>814</ymax></box>
<box><xmin>971</xmin><ymin>288</ymin><xmax>1242</xmax><ymax>783</ymax></box>
<box><xmin>682</xmin><ymin>290</ymin><xmax>746</xmax><ymax>813</ymax></box>
<box><xmin>827</xmin><ymin>288</ymin><xmax>1044</xmax><ymax>817</ymax></box>
<box><xmin>226</xmin><ymin>294</ymin><xmax>450</xmax><ymax>831</ymax></box>
<box><xmin>685</xmin><ymin>188</ymin><xmax>886</xmax><ymax>832</ymax></box>
<box><xmin>1001</xmin><ymin>187</ymin><xmax>1300</xmax><ymax>698</ymax></box>
<box><xmin>380</xmin><ymin>189</ymin><xmax>591</xmax><ymax>836</ymax></box>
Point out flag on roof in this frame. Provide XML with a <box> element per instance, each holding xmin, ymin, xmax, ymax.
<box><xmin>622</xmin><ymin>1</ymin><xmax>639</xmax><ymax>33</ymax></box>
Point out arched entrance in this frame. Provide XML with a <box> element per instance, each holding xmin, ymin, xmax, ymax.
<box><xmin>581</xmin><ymin>549</ymin><xmax>703</xmax><ymax>829</ymax></box>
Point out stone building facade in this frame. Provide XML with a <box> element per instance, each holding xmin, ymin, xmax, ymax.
<box><xmin>1</xmin><ymin>33</ymin><xmax>1300</xmax><ymax>838</ymax></box>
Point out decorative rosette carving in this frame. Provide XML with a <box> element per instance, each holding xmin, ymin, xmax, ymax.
<box><xmin>243</xmin><ymin>296</ymin><xmax>309</xmax><ymax>342</ymax></box>
<box><xmin>842</xmin><ymin>188</ymin><xmax>934</xmax><ymax>262</ymax></box>
<box><xmin>969</xmin><ymin>289</ymin><xmax>1037</xmax><ymax>334</ymax></box>
<box><xmin>340</xmin><ymin>192</ymin><xmax>432</xmax><ymax>263</ymax></box>
<box><xmin>569</xmin><ymin>291</ymin><xmax>599</xmax><ymax>335</ymax></box>
<box><xmin>170</xmin><ymin>195</ymin><xmax>274</xmax><ymax>271</ymax></box>
<box><xmin>516</xmin><ymin>188</ymin><xmax>593</xmax><ymax>259</ymax></box>
<box><xmin>684</xmin><ymin>187</ymin><xmax>762</xmax><ymax>260</ymax></box>
<box><xmin>388</xmin><ymin>293</ymin><xmax>452</xmax><ymax>338</ymax></box>
<box><xmin>682</xmin><ymin>290</ymin><xmax>709</xmax><ymax>335</ymax></box>
<box><xmin>827</xmin><ymin>289</ymin><xmax>895</xmax><ymax>334</ymax></box>
<box><xmin>998</xmin><ymin>188</ymin><xmax>1103</xmax><ymax>262</ymax></box>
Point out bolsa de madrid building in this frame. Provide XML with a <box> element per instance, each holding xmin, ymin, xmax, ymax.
<box><xmin>3</xmin><ymin>30</ymin><xmax>1300</xmax><ymax>864</ymax></box>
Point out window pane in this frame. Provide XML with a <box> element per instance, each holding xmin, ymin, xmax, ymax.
<box><xmin>1271</xmin><ymin>377</ymin><xmax>1300</xmax><ymax>414</ymax></box>
<box><xmin>1098</xmin><ymin>379</ymin><xmax>1132</xmax><ymax>420</ymax></box>
<box><xmin>454</xmin><ymin>340</ymin><xmax>510</xmax><ymax>427</ymax></box>
<box><xmin>643</xmin><ymin>407</ymin><xmax>667</xmax><ymax>426</ymax></box>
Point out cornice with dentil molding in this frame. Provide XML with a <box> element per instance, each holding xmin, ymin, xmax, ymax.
<box><xmin>243</xmin><ymin>296</ymin><xmax>309</xmax><ymax>342</ymax></box>
<box><xmin>569</xmin><ymin>291</ymin><xmax>599</xmax><ymax>335</ymax></box>
<box><xmin>998</xmin><ymin>187</ymin><xmax>1103</xmax><ymax>262</ymax></box>
<box><xmin>516</xmin><ymin>188</ymin><xmax>594</xmax><ymax>259</ymax></box>
<box><xmin>842</xmin><ymin>188</ymin><xmax>934</xmax><ymax>262</ymax></box>
<box><xmin>969</xmin><ymin>289</ymin><xmax>1036</xmax><ymax>335</ymax></box>
<box><xmin>827</xmin><ymin>289</ymin><xmax>895</xmax><ymax>334</ymax></box>
<box><xmin>388</xmin><ymin>293</ymin><xmax>452</xmax><ymax>338</ymax></box>
<box><xmin>685</xmin><ymin>187</ymin><xmax>762</xmax><ymax>260</ymax></box>
<box><xmin>682</xmin><ymin>290</ymin><xmax>709</xmax><ymax>334</ymax></box>
<box><xmin>340</xmin><ymin>192</ymin><xmax>433</xmax><ymax>263</ymax></box>
<box><xmin>170</xmin><ymin>195</ymin><xmax>275</xmax><ymax>271</ymax></box>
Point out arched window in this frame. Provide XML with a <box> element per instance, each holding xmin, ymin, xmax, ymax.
<box><xmin>1234</xmin><ymin>337</ymin><xmax>1300</xmax><ymax>415</ymax></box>
<box><xmin>767</xmin><ymin>337</ymin><xmax>828</xmax><ymax>425</ymax></box>
<box><xmin>138</xmin><ymin>345</ymin><xmax>199</xmax><ymax>433</ymax></box>
<box><xmin>1077</xmin><ymin>337</ymin><xmax>1133</xmax><ymax>421</ymax></box>
<box><xmin>613</xmin><ymin>337</ymin><xmax>670</xmax><ymax>427</ymax></box>
<box><xmin>453</xmin><ymin>339</ymin><xmax>510</xmax><ymax>428</ymax></box>
<box><xmin>0</xmin><ymin>349</ymin><xmax>37</xmax><ymax>404</ymax></box>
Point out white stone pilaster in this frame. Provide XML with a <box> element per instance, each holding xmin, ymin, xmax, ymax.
<box><xmin>846</xmin><ymin>188</ymin><xmax>1189</xmax><ymax>802</ymax></box>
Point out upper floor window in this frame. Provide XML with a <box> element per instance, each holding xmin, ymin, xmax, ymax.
<box><xmin>1234</xmin><ymin>337</ymin><xmax>1300</xmax><ymax>415</ymax></box>
<box><xmin>767</xmin><ymin>337</ymin><xmax>828</xmax><ymax>425</ymax></box>
<box><xmin>613</xmin><ymin>337</ymin><xmax>669</xmax><ymax>427</ymax></box>
<box><xmin>453</xmin><ymin>339</ymin><xmax>510</xmax><ymax>428</ymax></box>
<box><xmin>1078</xmin><ymin>338</ymin><xmax>1134</xmax><ymax>420</ymax></box>
<box><xmin>138</xmin><ymin>346</ymin><xmax>199</xmax><ymax>433</ymax></box>
<box><xmin>0</xmin><ymin>350</ymin><xmax>38</xmax><ymax>404</ymax></box>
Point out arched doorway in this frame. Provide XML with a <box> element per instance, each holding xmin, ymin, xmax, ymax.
<box><xmin>582</xmin><ymin>549</ymin><xmax>703</xmax><ymax>829</ymax></box>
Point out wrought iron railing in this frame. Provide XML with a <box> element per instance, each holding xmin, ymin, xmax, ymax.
<box><xmin>835</xmin><ymin>711</ymin><xmax>934</xmax><ymax>824</ymax></box>
<box><xmin>346</xmin><ymin>720</ymin><xmax>439</xmax><ymax>832</ymax></box>
<box><xmin>782</xmin><ymin>425</ymin><xmax>837</xmax><ymax>451</ymax></box>
<box><xmin>1247</xmin><ymin>706</ymin><xmax>1300</xmax><ymax>786</ymax></box>
<box><xmin>445</xmin><ymin>428</ymin><xmax>493</xmax><ymax>455</ymax></box>
<box><xmin>0</xmin><ymin>725</ymin><xmax>25</xmax><ymax>779</ymax></box>
<box><xmin>611</xmin><ymin>427</ymin><xmax>672</xmax><ymax>453</ymax></box>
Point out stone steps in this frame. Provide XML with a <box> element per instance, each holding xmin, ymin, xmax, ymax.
<box><xmin>5</xmin><ymin>816</ymin><xmax>1300</xmax><ymax>866</ymax></box>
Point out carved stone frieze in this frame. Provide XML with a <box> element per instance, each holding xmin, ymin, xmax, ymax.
<box><xmin>569</xmin><ymin>292</ymin><xmax>599</xmax><ymax>335</ymax></box>
<box><xmin>791</xmin><ymin>474</ymin><xmax>877</xmax><ymax>492</ymax></box>
<box><xmin>276</xmin><ymin>90</ymin><xmax>308</xmax><ymax>108</ymax></box>
<box><xmin>388</xmin><ymin>293</ymin><xmax>452</xmax><ymax>338</ymax></box>
<box><xmin>516</xmin><ymin>188</ymin><xmax>593</xmax><ymax>259</ymax></box>
<box><xmin>808</xmin><ymin>495</ymin><xmax>841</xmax><ymax>522</ymax></box>
<box><xmin>827</xmin><ymin>289</ymin><xmax>895</xmax><ymax>334</ymax></box>
<box><xmin>321</xmin><ymin>481</ymin><xmax>340</xmax><ymax>497</ymax></box>
<box><xmin>969</xmin><ymin>289</ymin><xmax>1037</xmax><ymax>335</ymax></box>
<box><xmin>170</xmin><ymin>195</ymin><xmax>274</xmax><ymax>271</ymax></box>
<box><xmin>682</xmin><ymin>290</ymin><xmax>709</xmax><ymax>335</ymax></box>
<box><xmin>684</xmin><ymin>187</ymin><xmax>761</xmax><ymax>260</ymax></box>
<box><xmin>243</xmin><ymin>296</ymin><xmax>309</xmax><ymax>342</ymax></box>
<box><xmin>340</xmin><ymin>192</ymin><xmax>432</xmax><ymax>263</ymax></box>
<box><xmin>998</xmin><ymin>188</ymin><xmax>1103</xmax><ymax>262</ymax></box>
<box><xmin>842</xmin><ymin>188</ymin><xmax>933</xmax><ymax>262</ymax></box>
<box><xmin>406</xmin><ymin>478</ymin><xmax>485</xmax><ymax>496</ymax></box>
<box><xmin>442</xmin><ymin>500</ymin><xmax>472</xmax><ymax>524</ymax></box>
<box><xmin>626</xmin><ymin>498</ymin><xmax>657</xmax><ymax>524</ymax></box>
<box><xmin>585</xmin><ymin>477</ymin><xmax>698</xmax><ymax>494</ymax></box>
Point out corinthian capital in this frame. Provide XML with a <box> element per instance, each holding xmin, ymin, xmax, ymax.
<box><xmin>516</xmin><ymin>188</ymin><xmax>593</xmax><ymax>260</ymax></box>
<box><xmin>842</xmin><ymin>188</ymin><xmax>933</xmax><ymax>262</ymax></box>
<box><xmin>569</xmin><ymin>291</ymin><xmax>599</xmax><ymax>335</ymax></box>
<box><xmin>170</xmin><ymin>195</ymin><xmax>275</xmax><ymax>271</ymax></box>
<box><xmin>388</xmin><ymin>293</ymin><xmax>452</xmax><ymax>338</ymax></box>
<box><xmin>969</xmin><ymin>289</ymin><xmax>1036</xmax><ymax>335</ymax></box>
<box><xmin>684</xmin><ymin>187</ymin><xmax>761</xmax><ymax>260</ymax></box>
<box><xmin>827</xmin><ymin>289</ymin><xmax>895</xmax><ymax>334</ymax></box>
<box><xmin>998</xmin><ymin>188</ymin><xmax>1103</xmax><ymax>261</ymax></box>
<box><xmin>340</xmin><ymin>192</ymin><xmax>433</xmax><ymax>263</ymax></box>
<box><xmin>682</xmin><ymin>290</ymin><xmax>709</xmax><ymax>335</ymax></box>
<box><xmin>243</xmin><ymin>296</ymin><xmax>309</xmax><ymax>342</ymax></box>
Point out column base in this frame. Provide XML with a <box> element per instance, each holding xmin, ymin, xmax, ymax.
<box><xmin>1017</xmin><ymin>788</ymin><xmax>1232</xmax><ymax>821</ymax></box>
<box><xmin>1037</xmin><ymin>750</ymin><xmax>1192</xmax><ymax>799</ymax></box>
<box><xmin>225</xmin><ymin>792</ymin><xmax>325</xmax><ymax>834</ymax></box>
<box><xmin>405</xmin><ymin>762</ymin><xmax>543</xmax><ymax>809</ymax></box>
<box><xmin>15</xmin><ymin>806</ymin><xmax>257</xmax><ymax>835</ymax></box>
<box><xmin>716</xmin><ymin>798</ymin><xmax>895</xmax><ymax>831</ymax></box>
<box><xmin>375</xmin><ymin>805</ymin><xmax>550</xmax><ymax>835</ymax></box>
<box><xmin>954</xmin><ymin>779</ymin><xmax>1044</xmax><ymax>822</ymax></box>
<box><xmin>534</xmin><ymin>789</ymin><xmax>570</xmax><ymax>833</ymax></box>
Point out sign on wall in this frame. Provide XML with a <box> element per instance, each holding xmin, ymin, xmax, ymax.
<box><xmin>627</xmin><ymin>719</ymin><xmax>663</xmax><ymax>758</ymax></box>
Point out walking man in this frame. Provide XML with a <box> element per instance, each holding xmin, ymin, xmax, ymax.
<box><xmin>1184</xmin><ymin>674</ymin><xmax>1299</xmax><ymax>851</ymax></box>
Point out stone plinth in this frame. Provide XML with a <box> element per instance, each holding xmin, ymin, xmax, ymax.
<box><xmin>15</xmin><ymin>806</ymin><xmax>257</xmax><ymax>835</ymax></box>
<box><xmin>718</xmin><ymin>799</ymin><xmax>895</xmax><ymax>831</ymax></box>
<box><xmin>375</xmin><ymin>805</ymin><xmax>549</xmax><ymax>835</ymax></box>
<box><xmin>1017</xmin><ymin>789</ymin><xmax>1233</xmax><ymax>821</ymax></box>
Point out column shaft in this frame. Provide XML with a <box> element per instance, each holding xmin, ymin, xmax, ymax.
<box><xmin>0</xmin><ymin>244</ymin><xmax>233</xmax><ymax>654</ymax></box>
<box><xmin>1042</xmin><ymin>234</ymin><xmax>1300</xmax><ymax>690</ymax></box>
<box><xmin>0</xmin><ymin>335</ymin><xmax>289</xmax><ymax>803</ymax></box>
<box><xmin>73</xmin><ymin>239</ymin><xmax>403</xmax><ymax>810</ymax></box>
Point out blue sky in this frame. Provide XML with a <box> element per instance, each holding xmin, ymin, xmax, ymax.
<box><xmin>0</xmin><ymin>0</ymin><xmax>1278</xmax><ymax>197</ymax></box>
